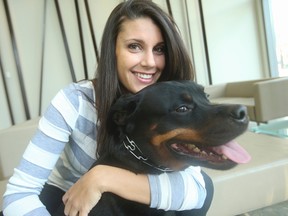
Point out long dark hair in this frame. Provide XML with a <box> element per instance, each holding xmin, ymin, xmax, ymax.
<box><xmin>95</xmin><ymin>0</ymin><xmax>194</xmax><ymax>156</ymax></box>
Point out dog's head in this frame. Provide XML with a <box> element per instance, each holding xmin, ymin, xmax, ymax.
<box><xmin>108</xmin><ymin>80</ymin><xmax>251</xmax><ymax>171</ymax></box>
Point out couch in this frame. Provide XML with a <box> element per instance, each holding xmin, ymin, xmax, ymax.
<box><xmin>204</xmin><ymin>77</ymin><xmax>288</xmax><ymax>124</ymax></box>
<box><xmin>1</xmin><ymin>118</ymin><xmax>288</xmax><ymax>215</ymax></box>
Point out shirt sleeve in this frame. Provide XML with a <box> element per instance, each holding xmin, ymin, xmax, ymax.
<box><xmin>148</xmin><ymin>166</ymin><xmax>207</xmax><ymax>211</ymax></box>
<box><xmin>2</xmin><ymin>84</ymin><xmax>79</xmax><ymax>216</ymax></box>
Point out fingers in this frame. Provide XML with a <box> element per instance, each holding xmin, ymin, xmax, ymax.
<box><xmin>62</xmin><ymin>192</ymin><xmax>75</xmax><ymax>216</ymax></box>
<box><xmin>60</xmin><ymin>168</ymin><xmax>104</xmax><ymax>216</ymax></box>
<box><xmin>63</xmin><ymin>199</ymin><xmax>86</xmax><ymax>216</ymax></box>
<box><xmin>64</xmin><ymin>203</ymin><xmax>89</xmax><ymax>216</ymax></box>
<box><xmin>62</xmin><ymin>192</ymin><xmax>68</xmax><ymax>205</ymax></box>
<box><xmin>65</xmin><ymin>207</ymin><xmax>80</xmax><ymax>216</ymax></box>
<box><xmin>62</xmin><ymin>191</ymin><xmax>89</xmax><ymax>216</ymax></box>
<box><xmin>79</xmin><ymin>209</ymin><xmax>89</xmax><ymax>216</ymax></box>
<box><xmin>63</xmin><ymin>195</ymin><xmax>72</xmax><ymax>216</ymax></box>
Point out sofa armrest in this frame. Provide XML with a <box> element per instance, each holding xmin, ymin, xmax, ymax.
<box><xmin>254</xmin><ymin>78</ymin><xmax>288</xmax><ymax>122</ymax></box>
<box><xmin>204</xmin><ymin>83</ymin><xmax>227</xmax><ymax>99</ymax></box>
<box><xmin>0</xmin><ymin>117</ymin><xmax>40</xmax><ymax>180</ymax></box>
<box><xmin>206</xmin><ymin>78</ymin><xmax>272</xmax><ymax>98</ymax></box>
<box><xmin>224</xmin><ymin>78</ymin><xmax>274</xmax><ymax>97</ymax></box>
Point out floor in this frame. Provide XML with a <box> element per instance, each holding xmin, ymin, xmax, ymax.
<box><xmin>238</xmin><ymin>119</ymin><xmax>288</xmax><ymax>216</ymax></box>
<box><xmin>238</xmin><ymin>200</ymin><xmax>288</xmax><ymax>216</ymax></box>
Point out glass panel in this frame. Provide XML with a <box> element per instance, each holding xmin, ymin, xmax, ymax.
<box><xmin>271</xmin><ymin>0</ymin><xmax>288</xmax><ymax>77</ymax></box>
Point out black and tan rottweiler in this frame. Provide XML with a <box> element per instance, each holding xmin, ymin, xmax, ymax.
<box><xmin>56</xmin><ymin>80</ymin><xmax>251</xmax><ymax>216</ymax></box>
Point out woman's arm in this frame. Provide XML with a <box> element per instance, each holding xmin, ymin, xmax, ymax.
<box><xmin>2</xmin><ymin>83</ymin><xmax>83</xmax><ymax>216</ymax></box>
<box><xmin>149</xmin><ymin>166</ymin><xmax>207</xmax><ymax>210</ymax></box>
<box><xmin>62</xmin><ymin>165</ymin><xmax>150</xmax><ymax>216</ymax></box>
<box><xmin>62</xmin><ymin>165</ymin><xmax>207</xmax><ymax>216</ymax></box>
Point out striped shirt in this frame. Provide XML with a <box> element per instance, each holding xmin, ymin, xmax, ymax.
<box><xmin>3</xmin><ymin>81</ymin><xmax>206</xmax><ymax>215</ymax></box>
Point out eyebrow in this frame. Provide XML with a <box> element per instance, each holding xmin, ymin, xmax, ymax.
<box><xmin>124</xmin><ymin>39</ymin><xmax>165</xmax><ymax>46</ymax></box>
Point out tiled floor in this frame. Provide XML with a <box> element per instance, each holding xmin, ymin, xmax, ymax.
<box><xmin>238</xmin><ymin>200</ymin><xmax>288</xmax><ymax>216</ymax></box>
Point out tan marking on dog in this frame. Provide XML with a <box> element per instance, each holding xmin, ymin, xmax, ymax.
<box><xmin>149</xmin><ymin>143</ymin><xmax>183</xmax><ymax>170</ymax></box>
<box><xmin>149</xmin><ymin>128</ymin><xmax>204</xmax><ymax>170</ymax></box>
<box><xmin>151</xmin><ymin>141</ymin><xmax>192</xmax><ymax>170</ymax></box>
<box><xmin>151</xmin><ymin>128</ymin><xmax>201</xmax><ymax>146</ymax></box>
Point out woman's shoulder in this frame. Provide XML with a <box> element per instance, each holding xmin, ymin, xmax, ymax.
<box><xmin>61</xmin><ymin>80</ymin><xmax>95</xmax><ymax>101</ymax></box>
<box><xmin>64</xmin><ymin>80</ymin><xmax>94</xmax><ymax>92</ymax></box>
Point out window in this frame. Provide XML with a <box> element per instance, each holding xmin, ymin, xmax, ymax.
<box><xmin>263</xmin><ymin>0</ymin><xmax>288</xmax><ymax>77</ymax></box>
<box><xmin>271</xmin><ymin>0</ymin><xmax>288</xmax><ymax>77</ymax></box>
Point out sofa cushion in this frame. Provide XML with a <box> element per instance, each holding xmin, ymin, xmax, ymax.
<box><xmin>0</xmin><ymin>180</ymin><xmax>8</xmax><ymax>210</ymax></box>
<box><xmin>0</xmin><ymin>118</ymin><xmax>40</xmax><ymax>180</ymax></box>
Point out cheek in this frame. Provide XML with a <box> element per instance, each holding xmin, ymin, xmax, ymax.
<box><xmin>116</xmin><ymin>43</ymin><xmax>128</xmax><ymax>73</ymax></box>
<box><xmin>117</xmin><ymin>51</ymin><xmax>137</xmax><ymax>73</ymax></box>
<box><xmin>156</xmin><ymin>56</ymin><xmax>166</xmax><ymax>71</ymax></box>
<box><xmin>116</xmin><ymin>53</ymin><xmax>129</xmax><ymax>78</ymax></box>
<box><xmin>117</xmin><ymin>59</ymin><xmax>125</xmax><ymax>76</ymax></box>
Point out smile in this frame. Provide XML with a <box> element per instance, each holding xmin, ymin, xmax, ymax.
<box><xmin>134</xmin><ymin>72</ymin><xmax>154</xmax><ymax>79</ymax></box>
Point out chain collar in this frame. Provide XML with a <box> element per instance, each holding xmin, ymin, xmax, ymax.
<box><xmin>123</xmin><ymin>135</ymin><xmax>173</xmax><ymax>172</ymax></box>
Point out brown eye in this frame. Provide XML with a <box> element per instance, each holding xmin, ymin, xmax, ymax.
<box><xmin>128</xmin><ymin>43</ymin><xmax>142</xmax><ymax>52</ymax></box>
<box><xmin>176</xmin><ymin>106</ymin><xmax>189</xmax><ymax>113</ymax></box>
<box><xmin>153</xmin><ymin>45</ymin><xmax>165</xmax><ymax>55</ymax></box>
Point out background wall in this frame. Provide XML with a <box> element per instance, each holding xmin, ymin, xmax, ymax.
<box><xmin>0</xmin><ymin>0</ymin><xmax>269</xmax><ymax>129</ymax></box>
<box><xmin>202</xmin><ymin>0</ymin><xmax>269</xmax><ymax>83</ymax></box>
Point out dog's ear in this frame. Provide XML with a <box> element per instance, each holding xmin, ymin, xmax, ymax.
<box><xmin>110</xmin><ymin>94</ymin><xmax>140</xmax><ymax>126</ymax></box>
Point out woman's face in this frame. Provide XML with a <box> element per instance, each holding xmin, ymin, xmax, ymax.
<box><xmin>116</xmin><ymin>17</ymin><xmax>165</xmax><ymax>93</ymax></box>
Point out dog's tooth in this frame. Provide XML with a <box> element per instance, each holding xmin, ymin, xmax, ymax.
<box><xmin>193</xmin><ymin>147</ymin><xmax>200</xmax><ymax>153</ymax></box>
<box><xmin>201</xmin><ymin>151</ymin><xmax>207</xmax><ymax>155</ymax></box>
<box><xmin>222</xmin><ymin>155</ymin><xmax>228</xmax><ymax>160</ymax></box>
<box><xmin>187</xmin><ymin>144</ymin><xmax>195</xmax><ymax>150</ymax></box>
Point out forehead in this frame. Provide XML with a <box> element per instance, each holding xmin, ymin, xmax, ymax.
<box><xmin>118</xmin><ymin>17</ymin><xmax>163</xmax><ymax>41</ymax></box>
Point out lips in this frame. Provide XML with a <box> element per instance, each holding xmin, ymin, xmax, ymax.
<box><xmin>134</xmin><ymin>72</ymin><xmax>154</xmax><ymax>79</ymax></box>
<box><xmin>132</xmin><ymin>71</ymin><xmax>160</xmax><ymax>84</ymax></box>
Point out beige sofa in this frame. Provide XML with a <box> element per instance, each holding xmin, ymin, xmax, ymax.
<box><xmin>204</xmin><ymin>77</ymin><xmax>288</xmax><ymax>124</ymax></box>
<box><xmin>1</xmin><ymin>118</ymin><xmax>288</xmax><ymax>215</ymax></box>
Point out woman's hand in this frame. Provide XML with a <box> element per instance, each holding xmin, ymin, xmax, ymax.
<box><xmin>62</xmin><ymin>166</ymin><xmax>104</xmax><ymax>216</ymax></box>
<box><xmin>62</xmin><ymin>165</ymin><xmax>150</xmax><ymax>216</ymax></box>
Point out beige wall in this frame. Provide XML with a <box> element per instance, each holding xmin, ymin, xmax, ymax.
<box><xmin>202</xmin><ymin>0</ymin><xmax>269</xmax><ymax>83</ymax></box>
<box><xmin>0</xmin><ymin>0</ymin><xmax>269</xmax><ymax>129</ymax></box>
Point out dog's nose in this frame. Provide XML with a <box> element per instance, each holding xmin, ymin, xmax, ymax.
<box><xmin>230</xmin><ymin>105</ymin><xmax>248</xmax><ymax>122</ymax></box>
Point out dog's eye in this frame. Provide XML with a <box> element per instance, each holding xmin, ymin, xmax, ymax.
<box><xmin>176</xmin><ymin>106</ymin><xmax>190</xmax><ymax>113</ymax></box>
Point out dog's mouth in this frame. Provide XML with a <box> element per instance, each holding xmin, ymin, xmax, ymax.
<box><xmin>169</xmin><ymin>140</ymin><xmax>251</xmax><ymax>165</ymax></box>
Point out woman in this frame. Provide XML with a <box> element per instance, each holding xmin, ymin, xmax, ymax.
<box><xmin>2</xmin><ymin>1</ymin><xmax>213</xmax><ymax>215</ymax></box>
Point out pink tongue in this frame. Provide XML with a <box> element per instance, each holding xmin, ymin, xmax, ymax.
<box><xmin>212</xmin><ymin>140</ymin><xmax>251</xmax><ymax>164</ymax></box>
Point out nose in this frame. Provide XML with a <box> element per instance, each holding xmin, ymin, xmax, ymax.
<box><xmin>230</xmin><ymin>105</ymin><xmax>248</xmax><ymax>122</ymax></box>
<box><xmin>141</xmin><ymin>51</ymin><xmax>156</xmax><ymax>67</ymax></box>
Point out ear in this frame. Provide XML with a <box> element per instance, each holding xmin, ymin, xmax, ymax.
<box><xmin>110</xmin><ymin>94</ymin><xmax>140</xmax><ymax>126</ymax></box>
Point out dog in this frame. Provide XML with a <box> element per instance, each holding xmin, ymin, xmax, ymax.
<box><xmin>55</xmin><ymin>80</ymin><xmax>251</xmax><ymax>216</ymax></box>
